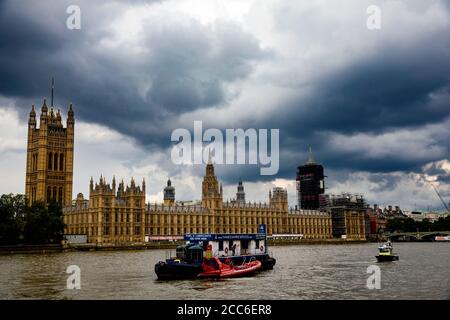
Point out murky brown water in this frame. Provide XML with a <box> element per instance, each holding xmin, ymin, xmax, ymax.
<box><xmin>0</xmin><ymin>243</ymin><xmax>449</xmax><ymax>299</ymax></box>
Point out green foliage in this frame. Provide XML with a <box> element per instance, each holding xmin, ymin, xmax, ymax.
<box><xmin>386</xmin><ymin>216</ymin><xmax>450</xmax><ymax>233</ymax></box>
<box><xmin>0</xmin><ymin>194</ymin><xmax>65</xmax><ymax>245</ymax></box>
<box><xmin>0</xmin><ymin>194</ymin><xmax>26</xmax><ymax>245</ymax></box>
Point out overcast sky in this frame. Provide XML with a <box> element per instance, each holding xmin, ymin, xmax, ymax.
<box><xmin>1</xmin><ymin>0</ymin><xmax>450</xmax><ymax>211</ymax></box>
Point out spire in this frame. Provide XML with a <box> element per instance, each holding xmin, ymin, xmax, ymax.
<box><xmin>41</xmin><ymin>98</ymin><xmax>48</xmax><ymax>113</ymax></box>
<box><xmin>51</xmin><ymin>76</ymin><xmax>54</xmax><ymax>107</ymax></box>
<box><xmin>306</xmin><ymin>146</ymin><xmax>316</xmax><ymax>165</ymax></box>
<box><xmin>30</xmin><ymin>104</ymin><xmax>36</xmax><ymax>117</ymax></box>
<box><xmin>67</xmin><ymin>103</ymin><xmax>74</xmax><ymax>125</ymax></box>
<box><xmin>29</xmin><ymin>105</ymin><xmax>36</xmax><ymax>126</ymax></box>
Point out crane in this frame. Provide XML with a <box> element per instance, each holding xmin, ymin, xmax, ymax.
<box><xmin>420</xmin><ymin>174</ymin><xmax>449</xmax><ymax>212</ymax></box>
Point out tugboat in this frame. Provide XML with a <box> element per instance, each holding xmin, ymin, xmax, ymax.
<box><xmin>154</xmin><ymin>224</ymin><xmax>276</xmax><ymax>280</ymax></box>
<box><xmin>376</xmin><ymin>240</ymin><xmax>399</xmax><ymax>262</ymax></box>
<box><xmin>198</xmin><ymin>256</ymin><xmax>262</xmax><ymax>279</ymax></box>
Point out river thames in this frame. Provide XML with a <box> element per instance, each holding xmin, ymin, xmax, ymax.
<box><xmin>0</xmin><ymin>243</ymin><xmax>449</xmax><ymax>300</ymax></box>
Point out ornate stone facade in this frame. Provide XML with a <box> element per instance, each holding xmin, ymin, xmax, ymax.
<box><xmin>63</xmin><ymin>160</ymin><xmax>335</xmax><ymax>244</ymax></box>
<box><xmin>25</xmin><ymin>99</ymin><xmax>74</xmax><ymax>207</ymax></box>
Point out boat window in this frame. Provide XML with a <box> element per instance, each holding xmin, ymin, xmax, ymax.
<box><xmin>219</xmin><ymin>241</ymin><xmax>223</xmax><ymax>251</ymax></box>
<box><xmin>242</xmin><ymin>240</ymin><xmax>249</xmax><ymax>250</ymax></box>
<box><xmin>229</xmin><ymin>240</ymin><xmax>233</xmax><ymax>249</ymax></box>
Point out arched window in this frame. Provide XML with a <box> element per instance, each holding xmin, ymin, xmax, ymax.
<box><xmin>60</xmin><ymin>154</ymin><xmax>64</xmax><ymax>171</ymax></box>
<box><xmin>48</xmin><ymin>152</ymin><xmax>52</xmax><ymax>170</ymax></box>
<box><xmin>54</xmin><ymin>153</ymin><xmax>58</xmax><ymax>171</ymax></box>
<box><xmin>47</xmin><ymin>187</ymin><xmax>51</xmax><ymax>203</ymax></box>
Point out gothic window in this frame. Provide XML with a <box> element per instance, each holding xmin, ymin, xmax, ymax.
<box><xmin>60</xmin><ymin>154</ymin><xmax>64</xmax><ymax>171</ymax></box>
<box><xmin>53</xmin><ymin>187</ymin><xmax>57</xmax><ymax>202</ymax></box>
<box><xmin>47</xmin><ymin>187</ymin><xmax>51</xmax><ymax>202</ymax></box>
<box><xmin>58</xmin><ymin>187</ymin><xmax>63</xmax><ymax>203</ymax></box>
<box><xmin>54</xmin><ymin>153</ymin><xmax>58</xmax><ymax>171</ymax></box>
<box><xmin>48</xmin><ymin>152</ymin><xmax>53</xmax><ymax>170</ymax></box>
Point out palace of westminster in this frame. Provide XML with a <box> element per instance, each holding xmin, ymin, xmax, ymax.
<box><xmin>25</xmin><ymin>98</ymin><xmax>366</xmax><ymax>244</ymax></box>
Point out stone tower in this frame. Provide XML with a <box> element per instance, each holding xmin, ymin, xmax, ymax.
<box><xmin>25</xmin><ymin>97</ymin><xmax>74</xmax><ymax>207</ymax></box>
<box><xmin>163</xmin><ymin>179</ymin><xmax>175</xmax><ymax>205</ymax></box>
<box><xmin>236</xmin><ymin>179</ymin><xmax>246</xmax><ymax>204</ymax></box>
<box><xmin>202</xmin><ymin>151</ymin><xmax>223</xmax><ymax>209</ymax></box>
<box><xmin>269</xmin><ymin>187</ymin><xmax>288</xmax><ymax>211</ymax></box>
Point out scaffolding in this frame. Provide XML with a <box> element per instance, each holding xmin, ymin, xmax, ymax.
<box><xmin>327</xmin><ymin>193</ymin><xmax>367</xmax><ymax>238</ymax></box>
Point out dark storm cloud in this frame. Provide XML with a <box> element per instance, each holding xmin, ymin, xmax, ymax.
<box><xmin>1</xmin><ymin>0</ymin><xmax>450</xmax><ymax>189</ymax></box>
<box><xmin>261</xmin><ymin>36</ymin><xmax>450</xmax><ymax>180</ymax></box>
<box><xmin>0</xmin><ymin>0</ymin><xmax>267</xmax><ymax>148</ymax></box>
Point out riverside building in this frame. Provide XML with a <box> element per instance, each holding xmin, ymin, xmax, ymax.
<box><xmin>63</xmin><ymin>158</ymin><xmax>336</xmax><ymax>244</ymax></box>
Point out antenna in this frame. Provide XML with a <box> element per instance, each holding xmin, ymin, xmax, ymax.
<box><xmin>51</xmin><ymin>76</ymin><xmax>54</xmax><ymax>107</ymax></box>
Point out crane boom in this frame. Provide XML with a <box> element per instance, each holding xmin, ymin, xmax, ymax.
<box><xmin>430</xmin><ymin>183</ymin><xmax>449</xmax><ymax>212</ymax></box>
<box><xmin>421</xmin><ymin>174</ymin><xmax>449</xmax><ymax>212</ymax></box>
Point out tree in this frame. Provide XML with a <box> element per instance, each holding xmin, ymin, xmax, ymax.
<box><xmin>0</xmin><ymin>194</ymin><xmax>26</xmax><ymax>245</ymax></box>
<box><xmin>23</xmin><ymin>200</ymin><xmax>65</xmax><ymax>244</ymax></box>
<box><xmin>0</xmin><ymin>193</ymin><xmax>66</xmax><ymax>245</ymax></box>
<box><xmin>403</xmin><ymin>218</ymin><xmax>418</xmax><ymax>232</ymax></box>
<box><xmin>386</xmin><ymin>218</ymin><xmax>405</xmax><ymax>232</ymax></box>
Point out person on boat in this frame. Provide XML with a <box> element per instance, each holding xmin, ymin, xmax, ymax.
<box><xmin>231</xmin><ymin>244</ymin><xmax>237</xmax><ymax>256</ymax></box>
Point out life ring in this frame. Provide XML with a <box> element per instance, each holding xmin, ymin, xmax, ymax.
<box><xmin>224</xmin><ymin>247</ymin><xmax>229</xmax><ymax>254</ymax></box>
<box><xmin>260</xmin><ymin>245</ymin><xmax>264</xmax><ymax>252</ymax></box>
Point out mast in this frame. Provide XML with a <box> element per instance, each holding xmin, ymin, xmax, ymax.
<box><xmin>51</xmin><ymin>76</ymin><xmax>54</xmax><ymax>107</ymax></box>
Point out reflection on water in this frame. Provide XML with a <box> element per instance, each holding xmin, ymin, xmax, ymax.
<box><xmin>0</xmin><ymin>243</ymin><xmax>449</xmax><ymax>299</ymax></box>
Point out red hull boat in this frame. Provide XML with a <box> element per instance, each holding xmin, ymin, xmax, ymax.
<box><xmin>198</xmin><ymin>257</ymin><xmax>262</xmax><ymax>279</ymax></box>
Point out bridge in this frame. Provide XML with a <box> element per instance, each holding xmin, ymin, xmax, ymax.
<box><xmin>384</xmin><ymin>231</ymin><xmax>450</xmax><ymax>240</ymax></box>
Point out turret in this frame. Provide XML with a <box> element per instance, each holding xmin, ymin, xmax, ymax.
<box><xmin>163</xmin><ymin>179</ymin><xmax>175</xmax><ymax>205</ymax></box>
<box><xmin>56</xmin><ymin>109</ymin><xmax>62</xmax><ymax>127</ymax></box>
<box><xmin>236</xmin><ymin>179</ymin><xmax>246</xmax><ymax>204</ymax></box>
<box><xmin>28</xmin><ymin>105</ymin><xmax>36</xmax><ymax>128</ymax></box>
<box><xmin>67</xmin><ymin>103</ymin><xmax>74</xmax><ymax>127</ymax></box>
<box><xmin>40</xmin><ymin>98</ymin><xmax>48</xmax><ymax>125</ymax></box>
<box><xmin>201</xmin><ymin>155</ymin><xmax>223</xmax><ymax>209</ymax></box>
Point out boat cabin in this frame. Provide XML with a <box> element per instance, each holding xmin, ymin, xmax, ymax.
<box><xmin>184</xmin><ymin>232</ymin><xmax>267</xmax><ymax>257</ymax></box>
<box><xmin>175</xmin><ymin>243</ymin><xmax>204</xmax><ymax>261</ymax></box>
